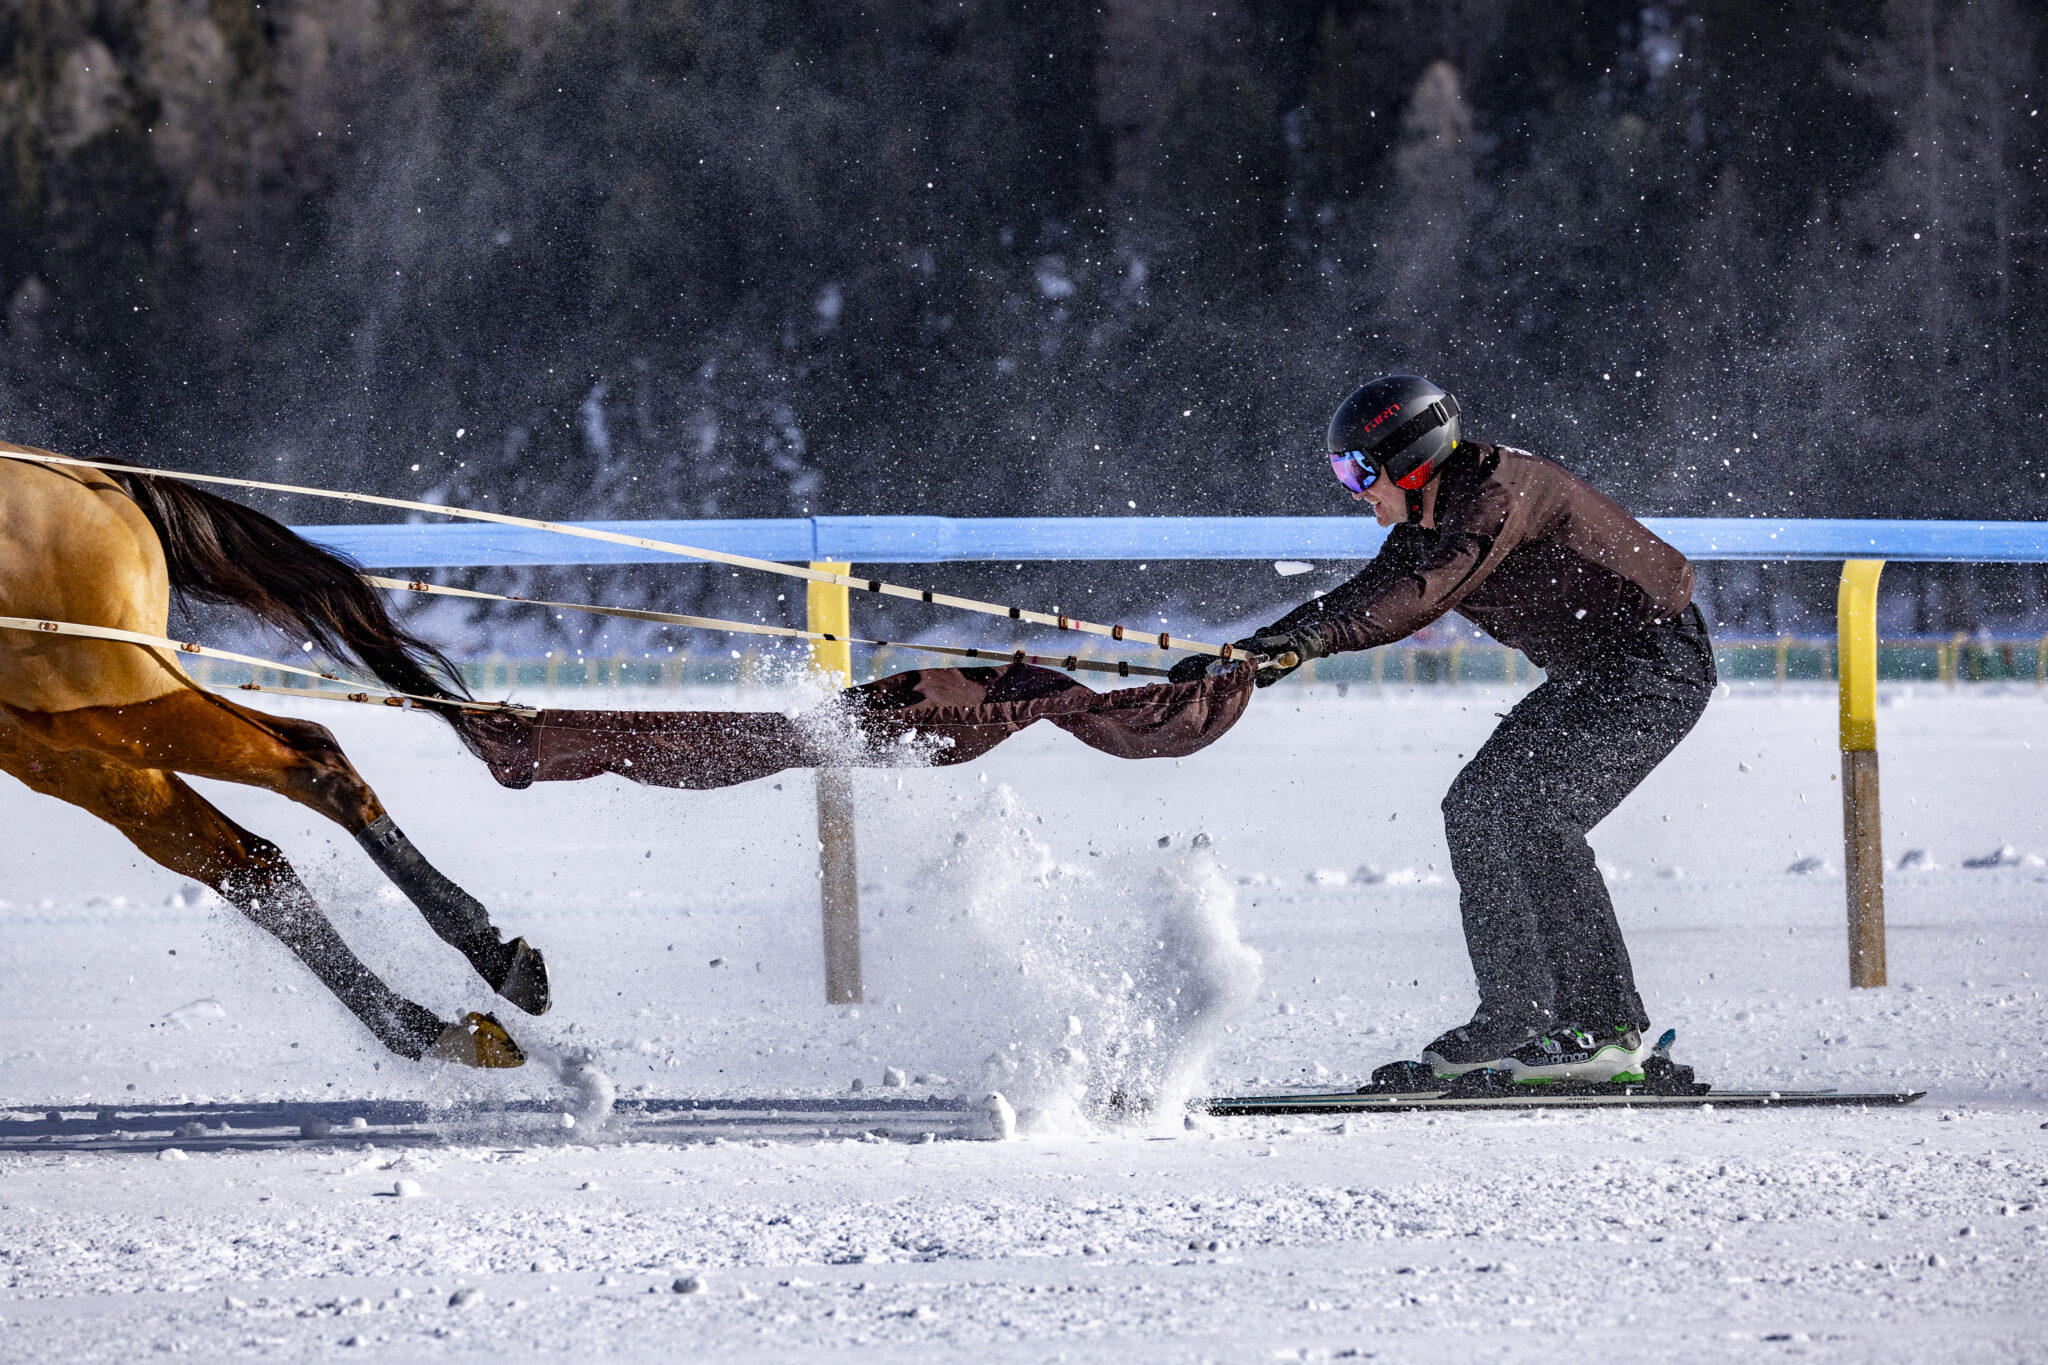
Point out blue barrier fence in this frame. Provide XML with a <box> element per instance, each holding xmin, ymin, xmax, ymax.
<box><xmin>292</xmin><ymin>515</ymin><xmax>2048</xmax><ymax>568</ymax></box>
<box><xmin>287</xmin><ymin>515</ymin><xmax>2043</xmax><ymax>995</ymax></box>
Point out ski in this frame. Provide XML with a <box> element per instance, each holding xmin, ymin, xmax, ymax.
<box><xmin>1200</xmin><ymin>1086</ymin><xmax>1926</xmax><ymax>1116</ymax></box>
<box><xmin>1203</xmin><ymin>1025</ymin><xmax>1920</xmax><ymax>1114</ymax></box>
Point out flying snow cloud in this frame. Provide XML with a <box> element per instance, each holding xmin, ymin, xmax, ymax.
<box><xmin>861</xmin><ymin>784</ymin><xmax>1261</xmax><ymax>1135</ymax></box>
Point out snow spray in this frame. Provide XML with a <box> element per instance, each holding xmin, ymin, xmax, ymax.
<box><xmin>863</xmin><ymin>784</ymin><xmax>1262</xmax><ymax>1135</ymax></box>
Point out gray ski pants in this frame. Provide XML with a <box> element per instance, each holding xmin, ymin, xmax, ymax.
<box><xmin>1442</xmin><ymin>605</ymin><xmax>1715</xmax><ymax>1031</ymax></box>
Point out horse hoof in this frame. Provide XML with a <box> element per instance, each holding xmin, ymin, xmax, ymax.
<box><xmin>495</xmin><ymin>937</ymin><xmax>551</xmax><ymax>1016</ymax></box>
<box><xmin>428</xmin><ymin>1011</ymin><xmax>526</xmax><ymax>1068</ymax></box>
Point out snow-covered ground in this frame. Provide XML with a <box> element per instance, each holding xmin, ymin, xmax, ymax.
<box><xmin>4</xmin><ymin>680</ymin><xmax>2046</xmax><ymax>1361</ymax></box>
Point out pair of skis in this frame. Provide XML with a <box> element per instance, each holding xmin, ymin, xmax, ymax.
<box><xmin>1201</xmin><ymin>1031</ymin><xmax>1925</xmax><ymax>1116</ymax></box>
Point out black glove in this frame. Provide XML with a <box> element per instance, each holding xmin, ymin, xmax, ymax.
<box><xmin>1231</xmin><ymin>626</ymin><xmax>1323</xmax><ymax>688</ymax></box>
<box><xmin>1167</xmin><ymin>652</ymin><xmax>1214</xmax><ymax>684</ymax></box>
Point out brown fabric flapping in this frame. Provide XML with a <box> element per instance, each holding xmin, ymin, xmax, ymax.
<box><xmin>456</xmin><ymin>661</ymin><xmax>1255</xmax><ymax>792</ymax></box>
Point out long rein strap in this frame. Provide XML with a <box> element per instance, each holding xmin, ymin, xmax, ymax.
<box><xmin>365</xmin><ymin>577</ymin><xmax>1173</xmax><ymax>680</ymax></box>
<box><xmin>0</xmin><ymin>615</ymin><xmax>537</xmax><ymax>716</ymax></box>
<box><xmin>0</xmin><ymin>601</ymin><xmax>1171</xmax><ymax>724</ymax></box>
<box><xmin>6</xmin><ymin>450</ymin><xmax>1235</xmax><ymax>660</ymax></box>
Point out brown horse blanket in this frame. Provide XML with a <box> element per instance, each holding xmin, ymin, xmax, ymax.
<box><xmin>458</xmin><ymin>661</ymin><xmax>1255</xmax><ymax>791</ymax></box>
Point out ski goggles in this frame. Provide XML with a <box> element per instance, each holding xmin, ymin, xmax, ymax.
<box><xmin>1329</xmin><ymin>449</ymin><xmax>1381</xmax><ymax>494</ymax></box>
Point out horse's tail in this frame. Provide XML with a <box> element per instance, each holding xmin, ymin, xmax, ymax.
<box><xmin>111</xmin><ymin>469</ymin><xmax>474</xmax><ymax>717</ymax></box>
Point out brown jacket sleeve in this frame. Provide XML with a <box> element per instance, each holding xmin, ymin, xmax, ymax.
<box><xmin>1275</xmin><ymin>473</ymin><xmax>1518</xmax><ymax>654</ymax></box>
<box><xmin>1270</xmin><ymin>527</ymin><xmax>1419</xmax><ymax>638</ymax></box>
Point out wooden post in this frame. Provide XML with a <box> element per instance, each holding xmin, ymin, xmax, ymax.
<box><xmin>1838</xmin><ymin>560</ymin><xmax>1886</xmax><ymax>989</ymax></box>
<box><xmin>808</xmin><ymin>561</ymin><xmax>862</xmax><ymax>1004</ymax></box>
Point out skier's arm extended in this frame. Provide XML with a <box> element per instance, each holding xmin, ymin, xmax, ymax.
<box><xmin>1268</xmin><ymin>530</ymin><xmax>1421</xmax><ymax>637</ymax></box>
<box><xmin>1267</xmin><ymin>480</ymin><xmax>1516</xmax><ymax>655</ymax></box>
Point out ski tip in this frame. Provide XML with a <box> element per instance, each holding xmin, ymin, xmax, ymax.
<box><xmin>1653</xmin><ymin>1028</ymin><xmax>1677</xmax><ymax>1056</ymax></box>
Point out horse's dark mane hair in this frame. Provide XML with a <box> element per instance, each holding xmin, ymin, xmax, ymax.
<box><xmin>111</xmin><ymin>467</ymin><xmax>473</xmax><ymax>715</ymax></box>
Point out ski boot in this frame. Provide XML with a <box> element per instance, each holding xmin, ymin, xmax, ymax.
<box><xmin>1358</xmin><ymin>1015</ymin><xmax>1544</xmax><ymax>1094</ymax></box>
<box><xmin>1419</xmin><ymin>1014</ymin><xmax>1543</xmax><ymax>1079</ymax></box>
<box><xmin>1499</xmin><ymin>1023</ymin><xmax>1648</xmax><ymax>1086</ymax></box>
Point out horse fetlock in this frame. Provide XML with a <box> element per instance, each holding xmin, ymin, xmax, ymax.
<box><xmin>376</xmin><ymin>999</ymin><xmax>454</xmax><ymax>1061</ymax></box>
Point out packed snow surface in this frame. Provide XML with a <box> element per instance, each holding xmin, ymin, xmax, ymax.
<box><xmin>3</xmin><ymin>681</ymin><xmax>2046</xmax><ymax>1361</ymax></box>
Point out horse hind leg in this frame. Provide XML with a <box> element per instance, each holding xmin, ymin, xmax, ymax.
<box><xmin>222</xmin><ymin>851</ymin><xmax>524</xmax><ymax>1068</ymax></box>
<box><xmin>13</xmin><ymin>690</ymin><xmax>551</xmax><ymax>1015</ymax></box>
<box><xmin>233</xmin><ymin>705</ymin><xmax>552</xmax><ymax>1015</ymax></box>
<box><xmin>0</xmin><ymin>746</ymin><xmax>520</xmax><ymax>1065</ymax></box>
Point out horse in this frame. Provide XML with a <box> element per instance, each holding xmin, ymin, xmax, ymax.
<box><xmin>0</xmin><ymin>444</ymin><xmax>545</xmax><ymax>1067</ymax></box>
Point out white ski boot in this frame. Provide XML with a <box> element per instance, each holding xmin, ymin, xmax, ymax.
<box><xmin>1499</xmin><ymin>1023</ymin><xmax>1648</xmax><ymax>1086</ymax></box>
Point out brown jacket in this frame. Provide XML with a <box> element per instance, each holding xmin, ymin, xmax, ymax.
<box><xmin>1274</xmin><ymin>443</ymin><xmax>1693</xmax><ymax>669</ymax></box>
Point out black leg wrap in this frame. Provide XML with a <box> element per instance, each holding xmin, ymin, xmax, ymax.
<box><xmin>356</xmin><ymin>816</ymin><xmax>550</xmax><ymax>1015</ymax></box>
<box><xmin>357</xmin><ymin>815</ymin><xmax>494</xmax><ymax>948</ymax></box>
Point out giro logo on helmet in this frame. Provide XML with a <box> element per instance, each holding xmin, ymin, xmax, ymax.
<box><xmin>1360</xmin><ymin>402</ymin><xmax>1403</xmax><ymax>437</ymax></box>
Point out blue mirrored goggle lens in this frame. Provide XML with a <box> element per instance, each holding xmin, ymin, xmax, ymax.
<box><xmin>1329</xmin><ymin>450</ymin><xmax>1378</xmax><ymax>493</ymax></box>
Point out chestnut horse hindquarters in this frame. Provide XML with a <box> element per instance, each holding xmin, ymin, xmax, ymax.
<box><xmin>456</xmin><ymin>661</ymin><xmax>1260</xmax><ymax>792</ymax></box>
<box><xmin>0</xmin><ymin>446</ymin><xmax>539</xmax><ymax>1061</ymax></box>
<box><xmin>0</xmin><ymin>454</ymin><xmax>190</xmax><ymax>711</ymax></box>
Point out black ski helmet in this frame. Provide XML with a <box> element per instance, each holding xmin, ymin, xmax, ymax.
<box><xmin>1325</xmin><ymin>374</ymin><xmax>1462</xmax><ymax>492</ymax></box>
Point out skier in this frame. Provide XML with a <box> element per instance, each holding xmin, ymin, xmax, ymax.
<box><xmin>1200</xmin><ymin>374</ymin><xmax>1714</xmax><ymax>1085</ymax></box>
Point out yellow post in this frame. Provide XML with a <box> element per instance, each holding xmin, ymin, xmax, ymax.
<box><xmin>1838</xmin><ymin>560</ymin><xmax>1886</xmax><ymax>989</ymax></box>
<box><xmin>807</xmin><ymin>562</ymin><xmax>853</xmax><ymax>683</ymax></box>
<box><xmin>808</xmin><ymin>561</ymin><xmax>861</xmax><ymax>1004</ymax></box>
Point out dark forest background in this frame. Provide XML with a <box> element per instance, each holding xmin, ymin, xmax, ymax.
<box><xmin>2</xmin><ymin>0</ymin><xmax>2043</xmax><ymax>648</ymax></box>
